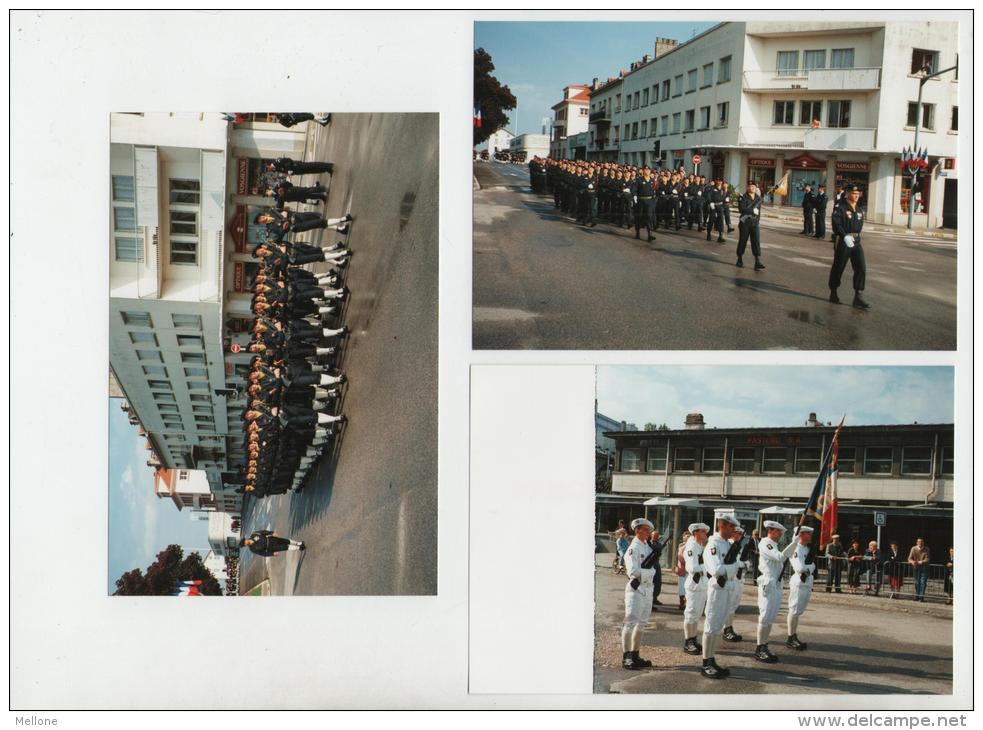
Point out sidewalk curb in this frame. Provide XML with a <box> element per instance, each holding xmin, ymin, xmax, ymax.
<box><xmin>473</xmin><ymin>175</ymin><xmax>481</xmax><ymax>191</ymax></box>
<box><xmin>760</xmin><ymin>210</ymin><xmax>956</xmax><ymax>240</ymax></box>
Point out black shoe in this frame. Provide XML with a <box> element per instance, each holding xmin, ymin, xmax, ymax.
<box><xmin>786</xmin><ymin>634</ymin><xmax>807</xmax><ymax>651</ymax></box>
<box><xmin>717</xmin><ymin>236</ymin><xmax>725</xmax><ymax>243</ymax></box>
<box><xmin>683</xmin><ymin>638</ymin><xmax>701</xmax><ymax>655</ymax></box>
<box><xmin>829</xmin><ymin>290</ymin><xmax>841</xmax><ymax>304</ymax></box>
<box><xmin>701</xmin><ymin>658</ymin><xmax>729</xmax><ymax>679</ymax></box>
<box><xmin>825</xmin><ymin>587</ymin><xmax>832</xmax><ymax>593</ymax></box>
<box><xmin>727</xmin><ymin>227</ymin><xmax>734</xmax><ymax>233</ymax></box>
<box><xmin>647</xmin><ymin>235</ymin><xmax>654</xmax><ymax>242</ymax></box>
<box><xmin>631</xmin><ymin>651</ymin><xmax>652</xmax><ymax>669</ymax></box>
<box><xmin>736</xmin><ymin>258</ymin><xmax>744</xmax><ymax>268</ymax></box>
<box><xmin>635</xmin><ymin>231</ymin><xmax>640</xmax><ymax>239</ymax></box>
<box><xmin>706</xmin><ymin>236</ymin><xmax>712</xmax><ymax>242</ymax></box>
<box><xmin>754</xmin><ymin>644</ymin><xmax>779</xmax><ymax>663</ymax></box>
<box><xmin>723</xmin><ymin>627</ymin><xmax>742</xmax><ymax>643</ymax></box>
<box><xmin>754</xmin><ymin>259</ymin><xmax>766</xmax><ymax>271</ymax></box>
<box><xmin>853</xmin><ymin>293</ymin><xmax>871</xmax><ymax>309</ymax></box>
<box><xmin>835</xmin><ymin>588</ymin><xmax>842</xmax><ymax>593</ymax></box>
<box><xmin>299</xmin><ymin>543</ymin><xmax>306</xmax><ymax>551</ymax></box>
<box><xmin>622</xmin><ymin>651</ymin><xmax>639</xmax><ymax>670</ymax></box>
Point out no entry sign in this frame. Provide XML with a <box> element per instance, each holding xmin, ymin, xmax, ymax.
<box><xmin>692</xmin><ymin>154</ymin><xmax>702</xmax><ymax>166</ymax></box>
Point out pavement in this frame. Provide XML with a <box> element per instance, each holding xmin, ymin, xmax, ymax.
<box><xmin>239</xmin><ymin>113</ymin><xmax>439</xmax><ymax>596</ymax></box>
<box><xmin>593</xmin><ymin>553</ymin><xmax>953</xmax><ymax>695</ymax></box>
<box><xmin>473</xmin><ymin>161</ymin><xmax>957</xmax><ymax>350</ymax></box>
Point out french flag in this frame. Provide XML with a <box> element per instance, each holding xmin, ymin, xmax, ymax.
<box><xmin>474</xmin><ymin>107</ymin><xmax>482</xmax><ymax>129</ymax></box>
<box><xmin>173</xmin><ymin>580</ymin><xmax>203</xmax><ymax>597</ymax></box>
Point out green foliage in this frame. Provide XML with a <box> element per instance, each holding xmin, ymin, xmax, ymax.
<box><xmin>113</xmin><ymin>544</ymin><xmax>222</xmax><ymax>596</ymax></box>
<box><xmin>474</xmin><ymin>48</ymin><xmax>517</xmax><ymax>147</ymax></box>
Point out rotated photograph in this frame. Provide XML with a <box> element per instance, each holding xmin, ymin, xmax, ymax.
<box><xmin>108</xmin><ymin>112</ymin><xmax>438</xmax><ymax>596</ymax></box>
<box><xmin>473</xmin><ymin>21</ymin><xmax>958</xmax><ymax>350</ymax></box>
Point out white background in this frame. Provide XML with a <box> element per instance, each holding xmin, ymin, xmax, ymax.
<box><xmin>7</xmin><ymin>7</ymin><xmax>976</xmax><ymax>719</ymax></box>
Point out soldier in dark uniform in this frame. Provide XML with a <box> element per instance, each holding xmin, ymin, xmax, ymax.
<box><xmin>668</xmin><ymin>175</ymin><xmax>683</xmax><ymax>230</ymax></box>
<box><xmin>736</xmin><ymin>182</ymin><xmax>765</xmax><ymax>270</ymax></box>
<box><xmin>632</xmin><ymin>168</ymin><xmax>657</xmax><ymax>241</ymax></box>
<box><xmin>720</xmin><ymin>179</ymin><xmax>735</xmax><ymax>232</ymax></box>
<box><xmin>801</xmin><ymin>185</ymin><xmax>815</xmax><ymax>236</ymax></box>
<box><xmin>813</xmin><ymin>184</ymin><xmax>828</xmax><ymax>240</ymax></box>
<box><xmin>828</xmin><ymin>183</ymin><xmax>869</xmax><ymax>309</ymax></box>
<box><xmin>268</xmin><ymin>158</ymin><xmax>335</xmax><ymax>176</ymax></box>
<box><xmin>705</xmin><ymin>180</ymin><xmax>726</xmax><ymax>243</ymax></box>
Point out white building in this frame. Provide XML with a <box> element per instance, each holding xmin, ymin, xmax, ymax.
<box><xmin>509</xmin><ymin>133</ymin><xmax>550</xmax><ymax>161</ymax></box>
<box><xmin>483</xmin><ymin>127</ymin><xmax>515</xmax><ymax>157</ymax></box>
<box><xmin>587</xmin><ymin>22</ymin><xmax>959</xmax><ymax>227</ymax></box>
<box><xmin>207</xmin><ymin>512</ymin><xmax>240</xmax><ymax>556</ymax></box>
<box><xmin>549</xmin><ymin>84</ymin><xmax>591</xmax><ymax>159</ymax></box>
<box><xmin>109</xmin><ymin>112</ymin><xmax>319</xmax><ymax>507</ymax></box>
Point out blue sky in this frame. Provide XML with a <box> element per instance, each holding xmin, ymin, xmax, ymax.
<box><xmin>475</xmin><ymin>21</ymin><xmax>718</xmax><ymax>136</ymax></box>
<box><xmin>597</xmin><ymin>366</ymin><xmax>954</xmax><ymax>431</ymax></box>
<box><xmin>108</xmin><ymin>400</ymin><xmax>209</xmax><ymax>594</ymax></box>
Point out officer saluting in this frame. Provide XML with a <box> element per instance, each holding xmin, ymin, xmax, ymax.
<box><xmin>787</xmin><ymin>525</ymin><xmax>817</xmax><ymax>650</ymax></box>
<box><xmin>736</xmin><ymin>182</ymin><xmax>765</xmax><ymax>270</ymax></box>
<box><xmin>682</xmin><ymin>522</ymin><xmax>710</xmax><ymax>655</ymax></box>
<box><xmin>701</xmin><ymin>513</ymin><xmax>741</xmax><ymax>679</ymax></box>
<box><xmin>828</xmin><ymin>183</ymin><xmax>870</xmax><ymax>309</ymax></box>
<box><xmin>754</xmin><ymin>521</ymin><xmax>798</xmax><ymax>663</ymax></box>
<box><xmin>621</xmin><ymin>517</ymin><xmax>659</xmax><ymax>670</ymax></box>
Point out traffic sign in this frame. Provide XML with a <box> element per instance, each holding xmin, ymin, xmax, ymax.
<box><xmin>692</xmin><ymin>154</ymin><xmax>702</xmax><ymax>166</ymax></box>
<box><xmin>874</xmin><ymin>511</ymin><xmax>887</xmax><ymax>527</ymax></box>
<box><xmin>230</xmin><ymin>343</ymin><xmax>242</xmax><ymax>353</ymax></box>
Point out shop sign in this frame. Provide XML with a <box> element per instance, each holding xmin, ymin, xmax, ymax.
<box><xmin>745</xmin><ymin>434</ymin><xmax>802</xmax><ymax>446</ymax></box>
<box><xmin>748</xmin><ymin>158</ymin><xmax>775</xmax><ymax>167</ymax></box>
<box><xmin>835</xmin><ymin>161</ymin><xmax>869</xmax><ymax>172</ymax></box>
<box><xmin>237</xmin><ymin>158</ymin><xmax>248</xmax><ymax>195</ymax></box>
<box><xmin>233</xmin><ymin>263</ymin><xmax>244</xmax><ymax>291</ymax></box>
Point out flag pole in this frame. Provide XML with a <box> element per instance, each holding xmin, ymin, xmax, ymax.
<box><xmin>798</xmin><ymin>415</ymin><xmax>845</xmax><ymax>527</ymax></box>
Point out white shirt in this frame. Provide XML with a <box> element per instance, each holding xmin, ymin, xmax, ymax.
<box><xmin>757</xmin><ymin>536</ymin><xmax>796</xmax><ymax>585</ymax></box>
<box><xmin>790</xmin><ymin>541</ymin><xmax>815</xmax><ymax>580</ymax></box>
<box><xmin>704</xmin><ymin>533</ymin><xmax>739</xmax><ymax>584</ymax></box>
<box><xmin>683</xmin><ymin>537</ymin><xmax>705</xmax><ymax>589</ymax></box>
<box><xmin>624</xmin><ymin>537</ymin><xmax>656</xmax><ymax>587</ymax></box>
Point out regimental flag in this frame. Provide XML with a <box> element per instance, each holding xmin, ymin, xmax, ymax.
<box><xmin>473</xmin><ymin>108</ymin><xmax>482</xmax><ymax>129</ymax></box>
<box><xmin>800</xmin><ymin>416</ymin><xmax>845</xmax><ymax>550</ymax></box>
<box><xmin>773</xmin><ymin>172</ymin><xmax>789</xmax><ymax>197</ymax></box>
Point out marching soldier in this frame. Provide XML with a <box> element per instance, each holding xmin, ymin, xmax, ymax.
<box><xmin>787</xmin><ymin>525</ymin><xmax>817</xmax><ymax>650</ymax></box>
<box><xmin>722</xmin><ymin>524</ymin><xmax>753</xmax><ymax>643</ymax></box>
<box><xmin>813</xmin><ymin>183</ymin><xmax>829</xmax><ymax>240</ymax></box>
<box><xmin>701</xmin><ymin>513</ymin><xmax>741</xmax><ymax>679</ymax></box>
<box><xmin>828</xmin><ymin>183</ymin><xmax>870</xmax><ymax>309</ymax></box>
<box><xmin>682</xmin><ymin>522</ymin><xmax>710</xmax><ymax>656</ymax></box>
<box><xmin>632</xmin><ymin>168</ymin><xmax>657</xmax><ymax>241</ymax></box>
<box><xmin>736</xmin><ymin>182</ymin><xmax>765</xmax><ymax>270</ymax></box>
<box><xmin>801</xmin><ymin>184</ymin><xmax>815</xmax><ymax>236</ymax></box>
<box><xmin>754</xmin><ymin>521</ymin><xmax>798</xmax><ymax>663</ymax></box>
<box><xmin>705</xmin><ymin>180</ymin><xmax>726</xmax><ymax>243</ymax></box>
<box><xmin>621</xmin><ymin>518</ymin><xmax>659</xmax><ymax>670</ymax></box>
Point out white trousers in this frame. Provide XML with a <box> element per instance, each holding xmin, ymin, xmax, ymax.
<box><xmin>683</xmin><ymin>586</ymin><xmax>707</xmax><ymax>626</ymax></box>
<box><xmin>703</xmin><ymin>582</ymin><xmax>730</xmax><ymax>636</ymax></box>
<box><xmin>726</xmin><ymin>577</ymin><xmax>743</xmax><ymax>621</ymax></box>
<box><xmin>788</xmin><ymin>576</ymin><xmax>813</xmax><ymax>618</ymax></box>
<box><xmin>757</xmin><ymin>581</ymin><xmax>782</xmax><ymax>629</ymax></box>
<box><xmin>623</xmin><ymin>583</ymin><xmax>653</xmax><ymax>651</ymax></box>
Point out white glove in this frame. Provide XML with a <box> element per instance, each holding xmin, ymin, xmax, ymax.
<box><xmin>633</xmin><ymin>196</ymin><xmax>638</xmax><ymax>204</ymax></box>
<box><xmin>754</xmin><ymin>208</ymin><xmax>760</xmax><ymax>216</ymax></box>
<box><xmin>622</xmin><ymin>188</ymin><xmax>631</xmax><ymax>194</ymax></box>
<box><xmin>843</xmin><ymin>235</ymin><xmax>855</xmax><ymax>248</ymax></box>
<box><xmin>709</xmin><ymin>203</ymin><xmax>715</xmax><ymax>210</ymax></box>
<box><xmin>697</xmin><ymin>191</ymin><xmax>702</xmax><ymax>196</ymax></box>
<box><xmin>587</xmin><ymin>184</ymin><xmax>594</xmax><ymax>190</ymax></box>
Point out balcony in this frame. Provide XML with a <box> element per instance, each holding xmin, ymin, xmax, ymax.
<box><xmin>743</xmin><ymin>67</ymin><xmax>881</xmax><ymax>92</ymax></box>
<box><xmin>589</xmin><ymin>110</ymin><xmax>611</xmax><ymax>124</ymax></box>
<box><xmin>739</xmin><ymin>126</ymin><xmax>876</xmax><ymax>150</ymax></box>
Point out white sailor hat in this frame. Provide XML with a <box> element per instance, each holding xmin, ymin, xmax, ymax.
<box><xmin>733</xmin><ymin>523</ymin><xmax>746</xmax><ymax>534</ymax></box>
<box><xmin>688</xmin><ymin>522</ymin><xmax>710</xmax><ymax>534</ymax></box>
<box><xmin>630</xmin><ymin>518</ymin><xmax>654</xmax><ymax>531</ymax></box>
<box><xmin>799</xmin><ymin>525</ymin><xmax>815</xmax><ymax>534</ymax></box>
<box><xmin>763</xmin><ymin>520</ymin><xmax>786</xmax><ymax>532</ymax></box>
<box><xmin>716</xmin><ymin>513</ymin><xmax>741</xmax><ymax>527</ymax></box>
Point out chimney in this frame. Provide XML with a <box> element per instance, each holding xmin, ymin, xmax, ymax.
<box><xmin>655</xmin><ymin>37</ymin><xmax>680</xmax><ymax>58</ymax></box>
<box><xmin>642</xmin><ymin>54</ymin><xmax>652</xmax><ymax>64</ymax></box>
<box><xmin>684</xmin><ymin>413</ymin><xmax>706</xmax><ymax>430</ymax></box>
<box><xmin>620</xmin><ymin>420</ymin><xmax>627</xmax><ymax>432</ymax></box>
<box><xmin>806</xmin><ymin>412</ymin><xmax>821</xmax><ymax>427</ymax></box>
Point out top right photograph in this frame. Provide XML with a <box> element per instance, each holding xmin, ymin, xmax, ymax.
<box><xmin>473</xmin><ymin>20</ymin><xmax>960</xmax><ymax>350</ymax></box>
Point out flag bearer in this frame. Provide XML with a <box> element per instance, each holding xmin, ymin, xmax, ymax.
<box><xmin>787</xmin><ymin>525</ymin><xmax>817</xmax><ymax>650</ymax></box>
<box><xmin>754</xmin><ymin>521</ymin><xmax>798</xmax><ymax>663</ymax></box>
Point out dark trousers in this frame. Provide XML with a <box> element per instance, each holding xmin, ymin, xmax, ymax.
<box><xmin>635</xmin><ymin>198</ymin><xmax>656</xmax><ymax>237</ymax></box>
<box><xmin>722</xmin><ymin>203</ymin><xmax>732</xmax><ymax>229</ymax></box>
<box><xmin>284</xmin><ymin>161</ymin><xmax>334</xmax><ymax>175</ymax></box>
<box><xmin>828</xmin><ymin>238</ymin><xmax>866</xmax><ymax>292</ymax></box>
<box><xmin>706</xmin><ymin>207</ymin><xmax>724</xmax><ymax>238</ymax></box>
<box><xmin>286</xmin><ymin>341</ymin><xmax>319</xmax><ymax>359</ymax></box>
<box><xmin>737</xmin><ymin>220</ymin><xmax>761</xmax><ymax>258</ymax></box>
<box><xmin>803</xmin><ymin>207</ymin><xmax>814</xmax><ymax>234</ymax></box>
<box><xmin>282</xmin><ymin>186</ymin><xmax>326</xmax><ymax>203</ymax></box>
<box><xmin>553</xmin><ymin>184</ymin><xmax>561</xmax><ymax>208</ymax></box>
<box><xmin>277</xmin><ymin>113</ymin><xmax>316</xmax><ymax>127</ymax></box>
<box><xmin>814</xmin><ymin>209</ymin><xmax>827</xmax><ymax>238</ymax></box>
<box><xmin>826</xmin><ymin>559</ymin><xmax>843</xmax><ymax>589</ymax></box>
<box><xmin>288</xmin><ymin>322</ymin><xmax>323</xmax><ymax>341</ymax></box>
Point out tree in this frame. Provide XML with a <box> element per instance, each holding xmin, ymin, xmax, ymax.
<box><xmin>474</xmin><ymin>48</ymin><xmax>517</xmax><ymax>147</ymax></box>
<box><xmin>113</xmin><ymin>544</ymin><xmax>222</xmax><ymax>596</ymax></box>
<box><xmin>644</xmin><ymin>423</ymin><xmax>670</xmax><ymax>432</ymax></box>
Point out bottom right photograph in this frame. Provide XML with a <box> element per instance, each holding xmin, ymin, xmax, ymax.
<box><xmin>593</xmin><ymin>365</ymin><xmax>954</xmax><ymax>695</ymax></box>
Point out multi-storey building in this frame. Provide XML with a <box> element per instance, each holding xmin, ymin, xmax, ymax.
<box><xmin>549</xmin><ymin>84</ymin><xmax>591</xmax><ymax>159</ymax></box>
<box><xmin>597</xmin><ymin>413</ymin><xmax>954</xmax><ymax>560</ymax></box>
<box><xmin>509</xmin><ymin>133</ymin><xmax>550</xmax><ymax>161</ymax></box>
<box><xmin>587</xmin><ymin>22</ymin><xmax>959</xmax><ymax>227</ymax></box>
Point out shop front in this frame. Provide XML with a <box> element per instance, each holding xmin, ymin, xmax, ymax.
<box><xmin>710</xmin><ymin>151</ymin><xmax>726</xmax><ymax>181</ymax></box>
<box><xmin>235</xmin><ymin>156</ymin><xmax>278</xmax><ymax>196</ymax></box>
<box><xmin>747</xmin><ymin>157</ymin><xmax>775</xmax><ymax>204</ymax></box>
<box><xmin>784</xmin><ymin>153</ymin><xmax>826</xmax><ymax>207</ymax></box>
<box><xmin>835</xmin><ymin>160</ymin><xmax>870</xmax><ymax>205</ymax></box>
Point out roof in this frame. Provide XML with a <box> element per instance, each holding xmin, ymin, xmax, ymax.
<box><xmin>605</xmin><ymin>423</ymin><xmax>954</xmax><ymax>439</ymax></box>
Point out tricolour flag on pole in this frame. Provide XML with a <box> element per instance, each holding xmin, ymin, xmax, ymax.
<box><xmin>773</xmin><ymin>172</ymin><xmax>789</xmax><ymax>197</ymax></box>
<box><xmin>800</xmin><ymin>416</ymin><xmax>845</xmax><ymax>550</ymax></box>
<box><xmin>473</xmin><ymin>108</ymin><xmax>482</xmax><ymax>129</ymax></box>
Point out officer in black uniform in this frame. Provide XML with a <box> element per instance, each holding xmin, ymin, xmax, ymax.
<box><xmin>828</xmin><ymin>183</ymin><xmax>869</xmax><ymax>309</ymax></box>
<box><xmin>705</xmin><ymin>181</ymin><xmax>726</xmax><ymax>243</ymax></box>
<box><xmin>736</xmin><ymin>182</ymin><xmax>765</xmax><ymax>270</ymax></box>
<box><xmin>813</xmin><ymin>184</ymin><xmax>828</xmax><ymax>240</ymax></box>
<box><xmin>632</xmin><ymin>168</ymin><xmax>657</xmax><ymax>241</ymax></box>
<box><xmin>801</xmin><ymin>185</ymin><xmax>815</xmax><ymax>235</ymax></box>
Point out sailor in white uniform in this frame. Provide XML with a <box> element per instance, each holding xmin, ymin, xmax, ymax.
<box><xmin>701</xmin><ymin>513</ymin><xmax>742</xmax><ymax>679</ymax></box>
<box><xmin>682</xmin><ymin>522</ymin><xmax>710</xmax><ymax>655</ymax></box>
<box><xmin>722</xmin><ymin>524</ymin><xmax>752</xmax><ymax>643</ymax></box>
<box><xmin>754</xmin><ymin>520</ymin><xmax>798</xmax><ymax>662</ymax></box>
<box><xmin>787</xmin><ymin>525</ymin><xmax>817</xmax><ymax>650</ymax></box>
<box><xmin>621</xmin><ymin>517</ymin><xmax>659</xmax><ymax>670</ymax></box>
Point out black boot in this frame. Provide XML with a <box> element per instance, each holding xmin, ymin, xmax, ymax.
<box><xmin>683</xmin><ymin>637</ymin><xmax>701</xmax><ymax>655</ymax></box>
<box><xmin>622</xmin><ymin>651</ymin><xmax>639</xmax><ymax>670</ymax></box>
<box><xmin>853</xmin><ymin>292</ymin><xmax>871</xmax><ymax>309</ymax></box>
<box><xmin>754</xmin><ymin>644</ymin><xmax>779</xmax><ymax>663</ymax></box>
<box><xmin>829</xmin><ymin>289</ymin><xmax>841</xmax><ymax>304</ymax></box>
<box><xmin>635</xmin><ymin>230</ymin><xmax>640</xmax><ymax>240</ymax></box>
<box><xmin>786</xmin><ymin>634</ymin><xmax>807</xmax><ymax>651</ymax></box>
<box><xmin>754</xmin><ymin>258</ymin><xmax>766</xmax><ymax>271</ymax></box>
<box><xmin>717</xmin><ymin>235</ymin><xmax>725</xmax><ymax>243</ymax></box>
<box><xmin>701</xmin><ymin>658</ymin><xmax>728</xmax><ymax>679</ymax></box>
<box><xmin>723</xmin><ymin>626</ymin><xmax>742</xmax><ymax>643</ymax></box>
<box><xmin>736</xmin><ymin>257</ymin><xmax>744</xmax><ymax>268</ymax></box>
<box><xmin>632</xmin><ymin>651</ymin><xmax>652</xmax><ymax>669</ymax></box>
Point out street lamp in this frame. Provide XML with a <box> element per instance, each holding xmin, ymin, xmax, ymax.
<box><xmin>906</xmin><ymin>62</ymin><xmax>958</xmax><ymax>230</ymax></box>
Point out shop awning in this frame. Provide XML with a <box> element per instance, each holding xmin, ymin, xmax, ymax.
<box><xmin>643</xmin><ymin>497</ymin><xmax>702</xmax><ymax>508</ymax></box>
<box><xmin>759</xmin><ymin>505</ymin><xmax>805</xmax><ymax>515</ymax></box>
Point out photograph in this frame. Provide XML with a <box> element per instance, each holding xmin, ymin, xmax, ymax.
<box><xmin>593</xmin><ymin>365</ymin><xmax>954</xmax><ymax>694</ymax></box>
<box><xmin>473</xmin><ymin>21</ymin><xmax>959</xmax><ymax>350</ymax></box>
<box><xmin>108</xmin><ymin>112</ymin><xmax>438</xmax><ymax>596</ymax></box>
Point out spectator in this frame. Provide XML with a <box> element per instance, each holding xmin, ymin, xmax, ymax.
<box><xmin>883</xmin><ymin>541</ymin><xmax>904</xmax><ymax>599</ymax></box>
<box><xmin>846</xmin><ymin>538</ymin><xmax>864</xmax><ymax>594</ymax></box>
<box><xmin>863</xmin><ymin>540</ymin><xmax>881</xmax><ymax>595</ymax></box>
<box><xmin>614</xmin><ymin>529</ymin><xmax>630</xmax><ymax>574</ymax></box>
<box><xmin>908</xmin><ymin>538</ymin><xmax>930</xmax><ymax>602</ymax></box>
<box><xmin>649</xmin><ymin>530</ymin><xmax>670</xmax><ymax>609</ymax></box>
<box><xmin>674</xmin><ymin>530</ymin><xmax>692</xmax><ymax>611</ymax></box>
<box><xmin>944</xmin><ymin>548</ymin><xmax>953</xmax><ymax>605</ymax></box>
<box><xmin>811</xmin><ymin>117</ymin><xmax>821</xmax><ymax>129</ymax></box>
<box><xmin>825</xmin><ymin>534</ymin><xmax>845</xmax><ymax>593</ymax></box>
<box><xmin>749</xmin><ymin>529</ymin><xmax>761</xmax><ymax>580</ymax></box>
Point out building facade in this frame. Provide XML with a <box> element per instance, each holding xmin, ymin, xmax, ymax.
<box><xmin>483</xmin><ymin>127</ymin><xmax>515</xmax><ymax>157</ymax></box>
<box><xmin>509</xmin><ymin>133</ymin><xmax>550</xmax><ymax>161</ymax></box>
<box><xmin>598</xmin><ymin>415</ymin><xmax>954</xmax><ymax>563</ymax></box>
<box><xmin>586</xmin><ymin>22</ymin><xmax>959</xmax><ymax>227</ymax></box>
<box><xmin>550</xmin><ymin>84</ymin><xmax>591</xmax><ymax>159</ymax></box>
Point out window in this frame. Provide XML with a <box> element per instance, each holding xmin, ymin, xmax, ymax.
<box><xmin>732</xmin><ymin>447</ymin><xmax>755</xmax><ymax>473</ymax></box>
<box><xmin>112</xmin><ymin>175</ymin><xmax>135</xmax><ymax>202</ymax></box>
<box><xmin>673</xmin><ymin>74</ymin><xmax>683</xmax><ymax>96</ymax></box>
<box><xmin>167</xmin><ymin>434</ymin><xmax>187</xmax><ymax>442</ymax></box>
<box><xmin>800</xmin><ymin>100</ymin><xmax>823</xmax><ymax>126</ymax></box>
<box><xmin>181</xmin><ymin>352</ymin><xmax>206</xmax><ymax>364</ymax></box>
<box><xmin>906</xmin><ymin>102</ymin><xmax>935</xmax><ymax>130</ymax></box>
<box><xmin>762</xmin><ymin>448</ymin><xmax>787</xmax><ymax>473</ymax></box>
<box><xmin>624</xmin><ymin>96</ymin><xmax>631</xmax><ymax>112</ymax></box>
<box><xmin>155</xmin><ymin>392</ymin><xmax>176</xmax><ymax>403</ymax></box>
<box><xmin>615</xmin><ymin>94</ymin><xmax>621</xmax><ymax>113</ymax></box>
<box><xmin>613</xmin><ymin>126</ymin><xmax>619</xmax><ymax>142</ymax></box>
<box><xmin>129</xmin><ymin>331</ymin><xmax>157</xmax><ymax>345</ymax></box>
<box><xmin>661</xmin><ymin>80</ymin><xmax>670</xmax><ymax>100</ymax></box>
<box><xmin>187</xmin><ymin>381</ymin><xmax>209</xmax><ymax>391</ymax></box>
<box><xmin>112</xmin><ymin>177</ymin><xmax>143</xmax><ymax>262</ymax></box>
<box><xmin>803</xmin><ymin>50</ymin><xmax>826</xmax><ymax>71</ymax></box>
<box><xmin>651</xmin><ymin>85</ymin><xmax>658</xmax><ymax>104</ymax></box>
<box><xmin>827</xmin><ymin>100</ymin><xmax>851</xmax><ymax>128</ymax></box>
<box><xmin>699</xmin><ymin>106</ymin><xmax>710</xmax><ymax>130</ymax></box>
<box><xmin>687</xmin><ymin>68</ymin><xmax>698</xmax><ymax>92</ymax></box>
<box><xmin>170</xmin><ymin>240</ymin><xmax>198</xmax><ymax>265</ymax></box>
<box><xmin>684</xmin><ymin>109</ymin><xmax>695</xmax><ymax>132</ymax></box>
<box><xmin>795</xmin><ymin>447</ymin><xmax>822</xmax><ymax>474</ymax></box>
<box><xmin>649</xmin><ymin>118</ymin><xmax>657</xmax><ymax>136</ymax></box>
<box><xmin>631</xmin><ymin>122</ymin><xmax>638</xmax><ymax>140</ymax></box>
<box><xmin>702</xmin><ymin>63</ymin><xmax>713</xmax><ymax>87</ymax></box>
<box><xmin>142</xmin><ymin>365</ymin><xmax>167</xmax><ymax>377</ymax></box>
<box><xmin>579</xmin><ymin>107</ymin><xmax>588</xmax><ymax>116</ymax></box>
<box><xmin>901</xmin><ymin>446</ymin><xmax>933</xmax><ymax>475</ymax></box>
<box><xmin>633</xmin><ymin>91</ymin><xmax>640</xmax><ymax>108</ymax></box>
<box><xmin>194</xmin><ymin>415</ymin><xmax>215</xmax><ymax>424</ymax></box>
<box><xmin>777</xmin><ymin>51</ymin><xmax>800</xmax><ymax>76</ymax></box>
<box><xmin>136</xmin><ymin>349</ymin><xmax>162</xmax><ymax>362</ymax></box>
<box><xmin>115</xmin><ymin>237</ymin><xmax>143</xmax><ymax>262</ymax></box>
<box><xmin>170</xmin><ymin>210</ymin><xmax>198</xmax><ymax>237</ymax></box>
<box><xmin>863</xmin><ymin>447</ymin><xmax>894</xmax><ymax>475</ymax></box>
<box><xmin>640</xmin><ymin>120</ymin><xmax>647</xmax><ymax>137</ymax></box>
<box><xmin>169</xmin><ymin>179</ymin><xmax>201</xmax><ymax>205</ymax></box>
<box><xmin>158</xmin><ymin>404</ymin><xmax>179</xmax><ymax>414</ymax></box>
<box><xmin>951</xmin><ymin>106</ymin><xmax>958</xmax><ymax>131</ymax></box>
<box><xmin>716</xmin><ymin>102</ymin><xmax>729</xmax><ymax>127</ymax></box>
<box><xmin>197</xmin><ymin>424</ymin><xmax>215</xmax><ymax>433</ymax></box>
<box><xmin>177</xmin><ymin>334</ymin><xmax>203</xmax><ymax>347</ymax></box>
<box><xmin>647</xmin><ymin>446</ymin><xmax>667</xmax><ymax>472</ymax></box>
<box><xmin>941</xmin><ymin>446</ymin><xmax>953</xmax><ymax>475</ymax></box>
<box><xmin>147</xmin><ymin>379</ymin><xmax>171</xmax><ymax>391</ymax></box>
<box><xmin>190</xmin><ymin>394</ymin><xmax>211</xmax><ymax>403</ymax></box>
<box><xmin>184</xmin><ymin>367</ymin><xmax>207</xmax><ymax>378</ymax></box>
<box><xmin>121</xmin><ymin>311</ymin><xmax>152</xmax><ymax>327</ymax></box>
<box><xmin>773</xmin><ymin>100</ymin><xmax>795</xmax><ymax>125</ymax></box>
<box><xmin>672</xmin><ymin>113</ymin><xmax>681</xmax><ymax>134</ymax></box>
<box><xmin>911</xmin><ymin>48</ymin><xmax>939</xmax><ymax>75</ymax></box>
<box><xmin>673</xmin><ymin>448</ymin><xmax>696</xmax><ymax>472</ymax></box>
<box><xmin>172</xmin><ymin>313</ymin><xmax>202</xmax><ymax>329</ymax></box>
<box><xmin>718</xmin><ymin>55</ymin><xmax>732</xmax><ymax>83</ymax></box>
<box><xmin>192</xmin><ymin>405</ymin><xmax>211</xmax><ymax>414</ymax></box>
<box><xmin>621</xmin><ymin>448</ymin><xmax>641</xmax><ymax>472</ymax></box>
<box><xmin>661</xmin><ymin>115</ymin><xmax>669</xmax><ymax>135</ymax></box>
<box><xmin>642</xmin><ymin>88</ymin><xmax>649</xmax><ymax>106</ymax></box>
<box><xmin>837</xmin><ymin>447</ymin><xmax>856</xmax><ymax>475</ymax></box>
<box><xmin>702</xmin><ymin>447</ymin><xmax>724</xmax><ymax>473</ymax></box>
<box><xmin>830</xmin><ymin>48</ymin><xmax>855</xmax><ymax>69</ymax></box>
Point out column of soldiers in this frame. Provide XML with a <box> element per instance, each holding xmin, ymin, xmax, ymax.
<box><xmin>240</xmin><ymin>156</ymin><xmax>356</xmax><ymax>497</ymax></box>
<box><xmin>623</xmin><ymin>515</ymin><xmax>817</xmax><ymax>680</ymax></box>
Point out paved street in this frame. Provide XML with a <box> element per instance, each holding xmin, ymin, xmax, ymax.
<box><xmin>240</xmin><ymin>114</ymin><xmax>438</xmax><ymax>596</ymax></box>
<box><xmin>473</xmin><ymin>161</ymin><xmax>957</xmax><ymax>350</ymax></box>
<box><xmin>593</xmin><ymin>553</ymin><xmax>953</xmax><ymax>695</ymax></box>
